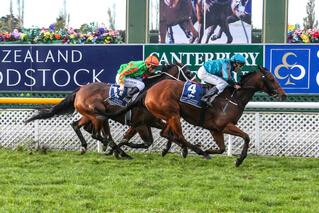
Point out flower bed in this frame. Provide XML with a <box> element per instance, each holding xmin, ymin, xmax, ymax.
<box><xmin>0</xmin><ymin>25</ymin><xmax>125</xmax><ymax>44</ymax></box>
<box><xmin>288</xmin><ymin>24</ymin><xmax>319</xmax><ymax>43</ymax></box>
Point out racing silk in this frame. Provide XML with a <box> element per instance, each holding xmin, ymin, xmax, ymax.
<box><xmin>203</xmin><ymin>59</ymin><xmax>242</xmax><ymax>85</ymax></box>
<box><xmin>117</xmin><ymin>61</ymin><xmax>149</xmax><ymax>85</ymax></box>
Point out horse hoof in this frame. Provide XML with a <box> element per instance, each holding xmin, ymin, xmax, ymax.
<box><xmin>181</xmin><ymin>148</ymin><xmax>188</xmax><ymax>158</ymax></box>
<box><xmin>102</xmin><ymin>145</ymin><xmax>108</xmax><ymax>152</ymax></box>
<box><xmin>80</xmin><ymin>147</ymin><xmax>87</xmax><ymax>155</ymax></box>
<box><xmin>203</xmin><ymin>154</ymin><xmax>211</xmax><ymax>160</ymax></box>
<box><xmin>120</xmin><ymin>151</ymin><xmax>133</xmax><ymax>160</ymax></box>
<box><xmin>124</xmin><ymin>155</ymin><xmax>133</xmax><ymax>160</ymax></box>
<box><xmin>211</xmin><ymin>35</ymin><xmax>218</xmax><ymax>41</ymax></box>
<box><xmin>104</xmin><ymin>150</ymin><xmax>113</xmax><ymax>156</ymax></box>
<box><xmin>161</xmin><ymin>150</ymin><xmax>169</xmax><ymax>157</ymax></box>
<box><xmin>113</xmin><ymin>151</ymin><xmax>121</xmax><ymax>159</ymax></box>
<box><xmin>235</xmin><ymin>159</ymin><xmax>242</xmax><ymax>167</ymax></box>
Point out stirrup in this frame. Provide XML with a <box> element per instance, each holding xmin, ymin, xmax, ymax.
<box><xmin>123</xmin><ymin>96</ymin><xmax>131</xmax><ymax>103</ymax></box>
<box><xmin>208</xmin><ymin>95</ymin><xmax>217</xmax><ymax>104</ymax></box>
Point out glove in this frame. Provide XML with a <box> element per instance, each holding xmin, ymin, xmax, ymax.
<box><xmin>234</xmin><ymin>84</ymin><xmax>241</xmax><ymax>90</ymax></box>
<box><xmin>118</xmin><ymin>85</ymin><xmax>124</xmax><ymax>96</ymax></box>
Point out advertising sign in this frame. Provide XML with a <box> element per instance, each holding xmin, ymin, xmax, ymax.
<box><xmin>0</xmin><ymin>45</ymin><xmax>143</xmax><ymax>91</ymax></box>
<box><xmin>145</xmin><ymin>44</ymin><xmax>263</xmax><ymax>72</ymax></box>
<box><xmin>265</xmin><ymin>45</ymin><xmax>319</xmax><ymax>94</ymax></box>
<box><xmin>159</xmin><ymin>0</ymin><xmax>252</xmax><ymax>44</ymax></box>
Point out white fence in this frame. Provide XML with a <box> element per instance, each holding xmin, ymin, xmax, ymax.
<box><xmin>0</xmin><ymin>108</ymin><xmax>319</xmax><ymax>157</ymax></box>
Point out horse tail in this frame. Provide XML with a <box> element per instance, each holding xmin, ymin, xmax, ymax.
<box><xmin>96</xmin><ymin>91</ymin><xmax>146</xmax><ymax>120</ymax></box>
<box><xmin>24</xmin><ymin>87</ymin><xmax>80</xmax><ymax>124</ymax></box>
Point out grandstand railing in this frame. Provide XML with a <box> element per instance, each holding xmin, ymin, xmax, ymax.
<box><xmin>1</xmin><ymin>105</ymin><xmax>318</xmax><ymax>158</ymax></box>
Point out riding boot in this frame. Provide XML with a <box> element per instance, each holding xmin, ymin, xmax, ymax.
<box><xmin>201</xmin><ymin>86</ymin><xmax>219</xmax><ymax>104</ymax></box>
<box><xmin>124</xmin><ymin>87</ymin><xmax>139</xmax><ymax>103</ymax></box>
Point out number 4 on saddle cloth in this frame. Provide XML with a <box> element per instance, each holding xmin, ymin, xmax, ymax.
<box><xmin>180</xmin><ymin>81</ymin><xmax>210</xmax><ymax>108</ymax></box>
<box><xmin>107</xmin><ymin>84</ymin><xmax>139</xmax><ymax>107</ymax></box>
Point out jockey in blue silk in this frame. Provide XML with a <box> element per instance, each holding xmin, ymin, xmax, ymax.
<box><xmin>196</xmin><ymin>53</ymin><xmax>246</xmax><ymax>104</ymax></box>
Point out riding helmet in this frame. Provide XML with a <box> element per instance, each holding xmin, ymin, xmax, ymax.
<box><xmin>230</xmin><ymin>54</ymin><xmax>246</xmax><ymax>65</ymax></box>
<box><xmin>145</xmin><ymin>55</ymin><xmax>160</xmax><ymax>66</ymax></box>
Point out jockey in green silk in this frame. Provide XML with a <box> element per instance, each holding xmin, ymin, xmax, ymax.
<box><xmin>116</xmin><ymin>55</ymin><xmax>160</xmax><ymax>102</ymax></box>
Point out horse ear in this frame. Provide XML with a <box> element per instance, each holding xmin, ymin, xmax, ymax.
<box><xmin>258</xmin><ymin>65</ymin><xmax>266</xmax><ymax>74</ymax></box>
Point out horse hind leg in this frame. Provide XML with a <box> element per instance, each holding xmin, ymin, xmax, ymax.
<box><xmin>168</xmin><ymin>116</ymin><xmax>210</xmax><ymax>159</ymax></box>
<box><xmin>160</xmin><ymin>123</ymin><xmax>188</xmax><ymax>158</ymax></box>
<box><xmin>205</xmin><ymin>130</ymin><xmax>226</xmax><ymax>155</ymax></box>
<box><xmin>71</xmin><ymin>117</ymin><xmax>90</xmax><ymax>154</ymax></box>
<box><xmin>118</xmin><ymin>127</ymin><xmax>152</xmax><ymax>149</ymax></box>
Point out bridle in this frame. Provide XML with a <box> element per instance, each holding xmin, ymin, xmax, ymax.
<box><xmin>261</xmin><ymin>72</ymin><xmax>277</xmax><ymax>96</ymax></box>
<box><xmin>239</xmin><ymin>70</ymin><xmax>277</xmax><ymax>95</ymax></box>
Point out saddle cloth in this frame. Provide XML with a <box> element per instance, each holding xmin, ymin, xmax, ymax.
<box><xmin>107</xmin><ymin>84</ymin><xmax>135</xmax><ymax>124</ymax></box>
<box><xmin>107</xmin><ymin>84</ymin><xmax>140</xmax><ymax>107</ymax></box>
<box><xmin>180</xmin><ymin>81</ymin><xmax>205</xmax><ymax>108</ymax></box>
<box><xmin>108</xmin><ymin>84</ymin><xmax>129</xmax><ymax>107</ymax></box>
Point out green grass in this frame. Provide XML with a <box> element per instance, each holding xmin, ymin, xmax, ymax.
<box><xmin>0</xmin><ymin>149</ymin><xmax>318</xmax><ymax>212</ymax></box>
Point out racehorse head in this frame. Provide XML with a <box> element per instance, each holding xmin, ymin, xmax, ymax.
<box><xmin>241</xmin><ymin>65</ymin><xmax>287</xmax><ymax>101</ymax></box>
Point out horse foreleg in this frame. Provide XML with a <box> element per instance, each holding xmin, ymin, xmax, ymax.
<box><xmin>196</xmin><ymin>1</ymin><xmax>204</xmax><ymax>43</ymax></box>
<box><xmin>222</xmin><ymin>123</ymin><xmax>250</xmax><ymax>167</ymax></box>
<box><xmin>187</xmin><ymin>20</ymin><xmax>199</xmax><ymax>43</ymax></box>
<box><xmin>205</xmin><ymin>25</ymin><xmax>217</xmax><ymax>43</ymax></box>
<box><xmin>222</xmin><ymin>21</ymin><xmax>233</xmax><ymax>43</ymax></box>
<box><xmin>211</xmin><ymin>25</ymin><xmax>224</xmax><ymax>42</ymax></box>
<box><xmin>205</xmin><ymin>130</ymin><xmax>226</xmax><ymax>155</ymax></box>
<box><xmin>160</xmin><ymin>22</ymin><xmax>168</xmax><ymax>43</ymax></box>
<box><xmin>226</xmin><ymin>15</ymin><xmax>239</xmax><ymax>24</ymax></box>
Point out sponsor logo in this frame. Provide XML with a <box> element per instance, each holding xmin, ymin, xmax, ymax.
<box><xmin>317</xmin><ymin>50</ymin><xmax>319</xmax><ymax>86</ymax></box>
<box><xmin>271</xmin><ymin>49</ymin><xmax>309</xmax><ymax>89</ymax></box>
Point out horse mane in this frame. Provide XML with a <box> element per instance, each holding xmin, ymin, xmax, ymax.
<box><xmin>161</xmin><ymin>64</ymin><xmax>176</xmax><ymax>73</ymax></box>
<box><xmin>239</xmin><ymin>69</ymin><xmax>260</xmax><ymax>84</ymax></box>
<box><xmin>221</xmin><ymin>69</ymin><xmax>259</xmax><ymax>97</ymax></box>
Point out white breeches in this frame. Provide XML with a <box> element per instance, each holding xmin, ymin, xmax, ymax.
<box><xmin>116</xmin><ymin>74</ymin><xmax>145</xmax><ymax>91</ymax></box>
<box><xmin>197</xmin><ymin>66</ymin><xmax>229</xmax><ymax>93</ymax></box>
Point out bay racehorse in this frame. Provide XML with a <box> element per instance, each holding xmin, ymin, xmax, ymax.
<box><xmin>96</xmin><ymin>66</ymin><xmax>287</xmax><ymax>166</ymax></box>
<box><xmin>25</xmin><ymin>63</ymin><xmax>193</xmax><ymax>158</ymax></box>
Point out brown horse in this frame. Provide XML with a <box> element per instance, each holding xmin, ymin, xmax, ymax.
<box><xmin>97</xmin><ymin>66</ymin><xmax>287</xmax><ymax>166</ymax></box>
<box><xmin>25</xmin><ymin>63</ymin><xmax>193</xmax><ymax>158</ymax></box>
<box><xmin>160</xmin><ymin>0</ymin><xmax>199</xmax><ymax>43</ymax></box>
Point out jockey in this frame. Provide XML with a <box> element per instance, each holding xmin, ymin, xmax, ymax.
<box><xmin>116</xmin><ymin>55</ymin><xmax>160</xmax><ymax>102</ymax></box>
<box><xmin>197</xmin><ymin>53</ymin><xmax>246</xmax><ymax>104</ymax></box>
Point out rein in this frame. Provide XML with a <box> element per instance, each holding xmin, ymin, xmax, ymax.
<box><xmin>157</xmin><ymin>64</ymin><xmax>191</xmax><ymax>81</ymax></box>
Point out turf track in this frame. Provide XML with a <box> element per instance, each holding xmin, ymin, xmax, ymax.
<box><xmin>0</xmin><ymin>149</ymin><xmax>318</xmax><ymax>212</ymax></box>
